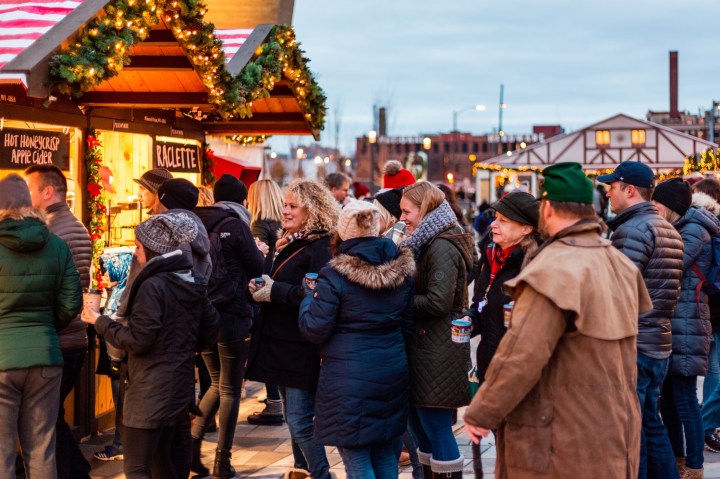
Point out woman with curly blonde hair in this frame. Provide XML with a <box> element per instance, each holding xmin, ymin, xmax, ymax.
<box><xmin>245</xmin><ymin>179</ymin><xmax>339</xmax><ymax>479</ymax></box>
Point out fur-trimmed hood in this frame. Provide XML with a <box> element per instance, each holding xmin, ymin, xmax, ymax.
<box><xmin>329</xmin><ymin>238</ymin><xmax>415</xmax><ymax>290</ymax></box>
<box><xmin>693</xmin><ymin>192</ymin><xmax>720</xmax><ymax>217</ymax></box>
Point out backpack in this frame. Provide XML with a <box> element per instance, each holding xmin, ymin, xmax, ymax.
<box><xmin>206</xmin><ymin>217</ymin><xmax>240</xmax><ymax>307</ymax></box>
<box><xmin>691</xmin><ymin>234</ymin><xmax>720</xmax><ymax>296</ymax></box>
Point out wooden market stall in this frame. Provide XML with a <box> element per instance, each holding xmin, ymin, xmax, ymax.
<box><xmin>475</xmin><ymin>113</ymin><xmax>719</xmax><ymax>203</ymax></box>
<box><xmin>0</xmin><ymin>0</ymin><xmax>325</xmax><ymax>436</ymax></box>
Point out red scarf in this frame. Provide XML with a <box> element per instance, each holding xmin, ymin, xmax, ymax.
<box><xmin>487</xmin><ymin>243</ymin><xmax>518</xmax><ymax>287</ymax></box>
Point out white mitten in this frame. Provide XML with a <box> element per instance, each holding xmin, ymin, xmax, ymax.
<box><xmin>252</xmin><ymin>274</ymin><xmax>274</xmax><ymax>302</ymax></box>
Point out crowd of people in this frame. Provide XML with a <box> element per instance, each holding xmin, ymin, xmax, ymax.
<box><xmin>4</xmin><ymin>158</ymin><xmax>720</xmax><ymax>479</ymax></box>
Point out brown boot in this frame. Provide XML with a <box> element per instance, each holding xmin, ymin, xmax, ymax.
<box><xmin>680</xmin><ymin>466</ymin><xmax>704</xmax><ymax>479</ymax></box>
<box><xmin>676</xmin><ymin>457</ymin><xmax>686</xmax><ymax>473</ymax></box>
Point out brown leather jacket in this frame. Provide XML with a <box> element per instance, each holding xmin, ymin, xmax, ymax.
<box><xmin>464</xmin><ymin>221</ymin><xmax>652</xmax><ymax>478</ymax></box>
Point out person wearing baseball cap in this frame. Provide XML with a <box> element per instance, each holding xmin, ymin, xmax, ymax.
<box><xmin>133</xmin><ymin>168</ymin><xmax>173</xmax><ymax>214</ymax></box>
<box><xmin>598</xmin><ymin>161</ymin><xmax>685</xmax><ymax>475</ymax></box>
<box><xmin>464</xmin><ymin>162</ymin><xmax>653</xmax><ymax>478</ymax></box>
<box><xmin>81</xmin><ymin>212</ymin><xmax>219</xmax><ymax>479</ymax></box>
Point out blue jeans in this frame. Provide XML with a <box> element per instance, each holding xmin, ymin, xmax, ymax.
<box><xmin>661</xmin><ymin>374</ymin><xmax>703</xmax><ymax>469</ymax></box>
<box><xmin>338</xmin><ymin>440</ymin><xmax>400</xmax><ymax>479</ymax></box>
<box><xmin>636</xmin><ymin>353</ymin><xmax>678</xmax><ymax>479</ymax></box>
<box><xmin>408</xmin><ymin>406</ymin><xmax>460</xmax><ymax>462</ymax></box>
<box><xmin>703</xmin><ymin>332</ymin><xmax>720</xmax><ymax>435</ymax></box>
<box><xmin>704</xmin><ymin>333</ymin><xmax>720</xmax><ymax>404</ymax></box>
<box><xmin>279</xmin><ymin>386</ymin><xmax>330</xmax><ymax>479</ymax></box>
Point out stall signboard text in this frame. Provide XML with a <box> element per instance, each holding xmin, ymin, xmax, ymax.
<box><xmin>153</xmin><ymin>139</ymin><xmax>200</xmax><ymax>172</ymax></box>
<box><xmin>0</xmin><ymin>127</ymin><xmax>70</xmax><ymax>170</ymax></box>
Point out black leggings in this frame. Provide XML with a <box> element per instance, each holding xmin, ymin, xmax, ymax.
<box><xmin>123</xmin><ymin>415</ymin><xmax>191</xmax><ymax>479</ymax></box>
<box><xmin>191</xmin><ymin>323</ymin><xmax>251</xmax><ymax>449</ymax></box>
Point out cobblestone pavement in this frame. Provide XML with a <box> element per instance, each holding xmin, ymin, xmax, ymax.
<box><xmin>83</xmin><ymin>379</ymin><xmax>720</xmax><ymax>478</ymax></box>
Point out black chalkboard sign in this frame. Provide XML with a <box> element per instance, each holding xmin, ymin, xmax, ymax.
<box><xmin>0</xmin><ymin>127</ymin><xmax>70</xmax><ymax>170</ymax></box>
<box><xmin>153</xmin><ymin>139</ymin><xmax>201</xmax><ymax>173</ymax></box>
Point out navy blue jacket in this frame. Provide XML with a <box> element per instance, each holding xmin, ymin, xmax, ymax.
<box><xmin>670</xmin><ymin>206</ymin><xmax>720</xmax><ymax>376</ymax></box>
<box><xmin>608</xmin><ymin>201</ymin><xmax>684</xmax><ymax>359</ymax></box>
<box><xmin>299</xmin><ymin>237</ymin><xmax>415</xmax><ymax>447</ymax></box>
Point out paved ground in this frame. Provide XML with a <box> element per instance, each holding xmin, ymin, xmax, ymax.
<box><xmin>80</xmin><ymin>379</ymin><xmax>720</xmax><ymax>478</ymax></box>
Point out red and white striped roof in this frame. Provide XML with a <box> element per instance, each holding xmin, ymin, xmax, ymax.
<box><xmin>0</xmin><ymin>0</ymin><xmax>252</xmax><ymax>78</ymax></box>
<box><xmin>215</xmin><ymin>28</ymin><xmax>252</xmax><ymax>62</ymax></box>
<box><xmin>0</xmin><ymin>0</ymin><xmax>81</xmax><ymax>70</ymax></box>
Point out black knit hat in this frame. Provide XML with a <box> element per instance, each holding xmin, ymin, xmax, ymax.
<box><xmin>213</xmin><ymin>174</ymin><xmax>247</xmax><ymax>204</ymax></box>
<box><xmin>158</xmin><ymin>178</ymin><xmax>199</xmax><ymax>211</ymax></box>
<box><xmin>492</xmin><ymin>191</ymin><xmax>539</xmax><ymax>227</ymax></box>
<box><xmin>374</xmin><ymin>188</ymin><xmax>403</xmax><ymax>220</ymax></box>
<box><xmin>652</xmin><ymin>178</ymin><xmax>692</xmax><ymax>216</ymax></box>
<box><xmin>133</xmin><ymin>168</ymin><xmax>173</xmax><ymax>195</ymax></box>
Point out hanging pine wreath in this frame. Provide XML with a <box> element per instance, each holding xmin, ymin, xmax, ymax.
<box><xmin>86</xmin><ymin>129</ymin><xmax>107</xmax><ymax>290</ymax></box>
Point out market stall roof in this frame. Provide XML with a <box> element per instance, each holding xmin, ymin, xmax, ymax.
<box><xmin>486</xmin><ymin>113</ymin><xmax>717</xmax><ymax>170</ymax></box>
<box><xmin>0</xmin><ymin>0</ymin><xmax>325</xmax><ymax>137</ymax></box>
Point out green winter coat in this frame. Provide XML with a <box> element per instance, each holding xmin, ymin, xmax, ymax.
<box><xmin>0</xmin><ymin>211</ymin><xmax>82</xmax><ymax>370</ymax></box>
<box><xmin>407</xmin><ymin>224</ymin><xmax>474</xmax><ymax>408</ymax></box>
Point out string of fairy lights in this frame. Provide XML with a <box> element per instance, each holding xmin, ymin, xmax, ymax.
<box><xmin>48</xmin><ymin>0</ymin><xmax>326</xmax><ymax>129</ymax></box>
<box><xmin>473</xmin><ymin>147</ymin><xmax>720</xmax><ymax>181</ymax></box>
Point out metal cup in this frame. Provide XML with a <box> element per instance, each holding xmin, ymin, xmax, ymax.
<box><xmin>305</xmin><ymin>273</ymin><xmax>319</xmax><ymax>290</ymax></box>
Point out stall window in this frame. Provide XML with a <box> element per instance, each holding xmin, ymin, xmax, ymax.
<box><xmin>631</xmin><ymin>129</ymin><xmax>646</xmax><ymax>147</ymax></box>
<box><xmin>596</xmin><ymin>130</ymin><xmax>610</xmax><ymax>147</ymax></box>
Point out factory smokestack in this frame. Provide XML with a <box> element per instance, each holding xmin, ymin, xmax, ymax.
<box><xmin>670</xmin><ymin>51</ymin><xmax>679</xmax><ymax>120</ymax></box>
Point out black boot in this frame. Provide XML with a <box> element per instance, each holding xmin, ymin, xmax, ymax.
<box><xmin>421</xmin><ymin>464</ymin><xmax>433</xmax><ymax>479</ymax></box>
<box><xmin>212</xmin><ymin>448</ymin><xmax>237</xmax><ymax>479</ymax></box>
<box><xmin>191</xmin><ymin>437</ymin><xmax>210</xmax><ymax>477</ymax></box>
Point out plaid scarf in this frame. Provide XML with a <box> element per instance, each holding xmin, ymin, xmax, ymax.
<box><xmin>273</xmin><ymin>230</ymin><xmax>310</xmax><ymax>260</ymax></box>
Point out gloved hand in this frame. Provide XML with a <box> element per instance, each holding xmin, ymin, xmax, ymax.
<box><xmin>251</xmin><ymin>274</ymin><xmax>274</xmax><ymax>302</ymax></box>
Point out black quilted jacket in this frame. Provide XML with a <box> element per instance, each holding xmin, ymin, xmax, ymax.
<box><xmin>407</xmin><ymin>224</ymin><xmax>474</xmax><ymax>408</ymax></box>
<box><xmin>608</xmin><ymin>202</ymin><xmax>683</xmax><ymax>359</ymax></box>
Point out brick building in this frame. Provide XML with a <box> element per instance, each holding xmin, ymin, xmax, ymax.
<box><xmin>354</xmin><ymin>126</ymin><xmax>562</xmax><ymax>187</ymax></box>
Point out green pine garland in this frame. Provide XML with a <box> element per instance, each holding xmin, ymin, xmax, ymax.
<box><xmin>49</xmin><ymin>2</ymin><xmax>326</xmax><ymax>129</ymax></box>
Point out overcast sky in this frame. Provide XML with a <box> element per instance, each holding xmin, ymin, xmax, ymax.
<box><xmin>270</xmin><ymin>0</ymin><xmax>719</xmax><ymax>155</ymax></box>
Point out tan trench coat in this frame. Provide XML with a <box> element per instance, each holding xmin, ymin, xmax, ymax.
<box><xmin>464</xmin><ymin>221</ymin><xmax>652</xmax><ymax>478</ymax></box>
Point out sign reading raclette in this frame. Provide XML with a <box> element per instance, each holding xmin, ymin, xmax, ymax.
<box><xmin>153</xmin><ymin>139</ymin><xmax>200</xmax><ymax>172</ymax></box>
<box><xmin>0</xmin><ymin>127</ymin><xmax>70</xmax><ymax>170</ymax></box>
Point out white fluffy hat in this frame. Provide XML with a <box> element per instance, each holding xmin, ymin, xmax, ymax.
<box><xmin>337</xmin><ymin>200</ymin><xmax>381</xmax><ymax>241</ymax></box>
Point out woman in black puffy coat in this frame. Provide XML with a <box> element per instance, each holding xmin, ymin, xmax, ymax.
<box><xmin>299</xmin><ymin>201</ymin><xmax>415</xmax><ymax>479</ymax></box>
<box><xmin>653</xmin><ymin>178</ymin><xmax>720</xmax><ymax>477</ymax></box>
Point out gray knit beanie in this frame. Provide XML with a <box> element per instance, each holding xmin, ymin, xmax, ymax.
<box><xmin>134</xmin><ymin>212</ymin><xmax>198</xmax><ymax>254</ymax></box>
<box><xmin>0</xmin><ymin>174</ymin><xmax>32</xmax><ymax>209</ymax></box>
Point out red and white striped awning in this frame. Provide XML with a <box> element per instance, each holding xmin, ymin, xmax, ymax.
<box><xmin>0</xmin><ymin>0</ymin><xmax>81</xmax><ymax>70</ymax></box>
<box><xmin>215</xmin><ymin>28</ymin><xmax>252</xmax><ymax>62</ymax></box>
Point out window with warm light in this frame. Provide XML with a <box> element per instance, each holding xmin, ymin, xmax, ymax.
<box><xmin>631</xmin><ymin>129</ymin><xmax>646</xmax><ymax>146</ymax></box>
<box><xmin>596</xmin><ymin>130</ymin><xmax>610</xmax><ymax>146</ymax></box>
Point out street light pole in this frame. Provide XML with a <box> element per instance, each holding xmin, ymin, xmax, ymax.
<box><xmin>451</xmin><ymin>105</ymin><xmax>485</xmax><ymax>182</ymax></box>
<box><xmin>368</xmin><ymin>130</ymin><xmax>377</xmax><ymax>194</ymax></box>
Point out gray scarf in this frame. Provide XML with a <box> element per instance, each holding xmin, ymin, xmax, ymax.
<box><xmin>400</xmin><ymin>200</ymin><xmax>458</xmax><ymax>258</ymax></box>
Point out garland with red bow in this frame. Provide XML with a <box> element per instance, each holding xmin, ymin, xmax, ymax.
<box><xmin>86</xmin><ymin>129</ymin><xmax>107</xmax><ymax>290</ymax></box>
